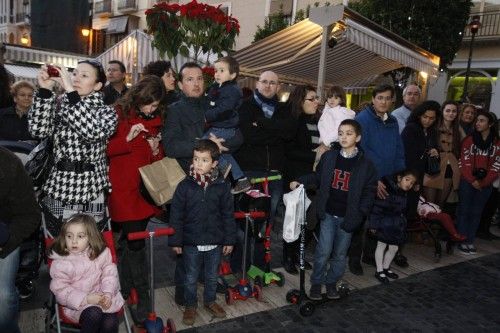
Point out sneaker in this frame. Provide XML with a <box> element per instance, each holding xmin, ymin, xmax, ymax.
<box><xmin>374</xmin><ymin>271</ymin><xmax>390</xmax><ymax>284</ymax></box>
<box><xmin>393</xmin><ymin>253</ymin><xmax>409</xmax><ymax>268</ymax></box>
<box><xmin>231</xmin><ymin>178</ymin><xmax>252</xmax><ymax>194</ymax></box>
<box><xmin>309</xmin><ymin>284</ymin><xmax>322</xmax><ymax>300</ymax></box>
<box><xmin>467</xmin><ymin>244</ymin><xmax>477</xmax><ymax>254</ymax></box>
<box><xmin>326</xmin><ymin>284</ymin><xmax>341</xmax><ymax>299</ymax></box>
<box><xmin>348</xmin><ymin>260</ymin><xmax>364</xmax><ymax>276</ymax></box>
<box><xmin>182</xmin><ymin>307</ymin><xmax>197</xmax><ymax>326</ymax></box>
<box><xmin>457</xmin><ymin>244</ymin><xmax>470</xmax><ymax>255</ymax></box>
<box><xmin>204</xmin><ymin>302</ymin><xmax>227</xmax><ymax>318</ymax></box>
<box><xmin>220</xmin><ymin>163</ymin><xmax>232</xmax><ymax>179</ymax></box>
<box><xmin>383</xmin><ymin>268</ymin><xmax>399</xmax><ymax>279</ymax></box>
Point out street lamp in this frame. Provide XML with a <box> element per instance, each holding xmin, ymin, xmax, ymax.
<box><xmin>81</xmin><ymin>28</ymin><xmax>92</xmax><ymax>55</ymax></box>
<box><xmin>461</xmin><ymin>15</ymin><xmax>481</xmax><ymax>103</ymax></box>
<box><xmin>20</xmin><ymin>34</ymin><xmax>29</xmax><ymax>45</ymax></box>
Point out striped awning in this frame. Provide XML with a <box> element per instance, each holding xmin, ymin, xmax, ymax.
<box><xmin>233</xmin><ymin>7</ymin><xmax>439</xmax><ymax>90</ymax></box>
<box><xmin>4</xmin><ymin>63</ymin><xmax>40</xmax><ymax>85</ymax></box>
<box><xmin>4</xmin><ymin>44</ymin><xmax>89</xmax><ymax>68</ymax></box>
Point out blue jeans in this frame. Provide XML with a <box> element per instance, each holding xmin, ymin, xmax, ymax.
<box><xmin>243</xmin><ymin>170</ymin><xmax>283</xmax><ymax>224</ymax></box>
<box><xmin>0</xmin><ymin>247</ymin><xmax>20</xmax><ymax>333</ymax></box>
<box><xmin>183</xmin><ymin>245</ymin><xmax>222</xmax><ymax>307</ymax></box>
<box><xmin>203</xmin><ymin>127</ymin><xmax>244</xmax><ymax>180</ymax></box>
<box><xmin>456</xmin><ymin>179</ymin><xmax>493</xmax><ymax>244</ymax></box>
<box><xmin>311</xmin><ymin>214</ymin><xmax>352</xmax><ymax>286</ymax></box>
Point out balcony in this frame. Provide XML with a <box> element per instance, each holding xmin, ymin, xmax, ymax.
<box><xmin>94</xmin><ymin>0</ymin><xmax>112</xmax><ymax>17</ymax></box>
<box><xmin>15</xmin><ymin>13</ymin><xmax>30</xmax><ymax>26</ymax></box>
<box><xmin>118</xmin><ymin>0</ymin><xmax>137</xmax><ymax>13</ymax></box>
<box><xmin>463</xmin><ymin>11</ymin><xmax>500</xmax><ymax>41</ymax></box>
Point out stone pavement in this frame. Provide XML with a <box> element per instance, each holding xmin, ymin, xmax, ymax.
<box><xmin>181</xmin><ymin>253</ymin><xmax>500</xmax><ymax>332</ymax></box>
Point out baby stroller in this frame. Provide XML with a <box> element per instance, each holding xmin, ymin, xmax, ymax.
<box><xmin>42</xmin><ymin>217</ymin><xmax>132</xmax><ymax>333</ymax></box>
<box><xmin>0</xmin><ymin>140</ymin><xmax>41</xmax><ymax>300</ymax></box>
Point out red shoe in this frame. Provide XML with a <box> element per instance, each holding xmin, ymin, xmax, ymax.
<box><xmin>450</xmin><ymin>233</ymin><xmax>466</xmax><ymax>242</ymax></box>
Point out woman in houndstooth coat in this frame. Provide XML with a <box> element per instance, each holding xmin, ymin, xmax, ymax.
<box><xmin>28</xmin><ymin>61</ymin><xmax>117</xmax><ymax>237</ymax></box>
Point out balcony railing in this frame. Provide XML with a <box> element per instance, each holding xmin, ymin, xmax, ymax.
<box><xmin>94</xmin><ymin>0</ymin><xmax>112</xmax><ymax>15</ymax></box>
<box><xmin>463</xmin><ymin>11</ymin><xmax>500</xmax><ymax>39</ymax></box>
<box><xmin>15</xmin><ymin>13</ymin><xmax>29</xmax><ymax>25</ymax></box>
<box><xmin>118</xmin><ymin>0</ymin><xmax>137</xmax><ymax>12</ymax></box>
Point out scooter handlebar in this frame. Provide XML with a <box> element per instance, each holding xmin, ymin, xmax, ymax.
<box><xmin>127</xmin><ymin>227</ymin><xmax>175</xmax><ymax>241</ymax></box>
<box><xmin>234</xmin><ymin>211</ymin><xmax>266</xmax><ymax>219</ymax></box>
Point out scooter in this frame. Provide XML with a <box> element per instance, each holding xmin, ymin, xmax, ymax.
<box><xmin>225</xmin><ymin>211</ymin><xmax>266</xmax><ymax>304</ymax></box>
<box><xmin>128</xmin><ymin>227</ymin><xmax>176</xmax><ymax>333</ymax></box>
<box><xmin>285</xmin><ymin>186</ymin><xmax>349</xmax><ymax>317</ymax></box>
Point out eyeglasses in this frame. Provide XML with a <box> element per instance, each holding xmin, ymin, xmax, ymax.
<box><xmin>258</xmin><ymin>80</ymin><xmax>278</xmax><ymax>86</ymax></box>
<box><xmin>375</xmin><ymin>96</ymin><xmax>393</xmax><ymax>102</ymax></box>
<box><xmin>305</xmin><ymin>96</ymin><xmax>320</xmax><ymax>102</ymax></box>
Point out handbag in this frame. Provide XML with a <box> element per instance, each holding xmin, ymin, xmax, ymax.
<box><xmin>424</xmin><ymin>153</ymin><xmax>441</xmax><ymax>176</ymax></box>
<box><xmin>25</xmin><ymin>137</ymin><xmax>54</xmax><ymax>189</ymax></box>
<box><xmin>139</xmin><ymin>157</ymin><xmax>186</xmax><ymax>206</ymax></box>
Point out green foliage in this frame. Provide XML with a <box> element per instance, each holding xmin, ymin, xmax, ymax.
<box><xmin>349</xmin><ymin>0</ymin><xmax>473</xmax><ymax>69</ymax></box>
<box><xmin>253</xmin><ymin>10</ymin><xmax>290</xmax><ymax>42</ymax></box>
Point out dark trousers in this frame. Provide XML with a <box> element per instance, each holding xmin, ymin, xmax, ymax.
<box><xmin>348</xmin><ymin>219</ymin><xmax>376</xmax><ymax>263</ymax></box>
<box><xmin>479</xmin><ymin>189</ymin><xmax>499</xmax><ymax>233</ymax></box>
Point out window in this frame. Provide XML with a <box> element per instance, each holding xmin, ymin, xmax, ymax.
<box><xmin>269</xmin><ymin>0</ymin><xmax>293</xmax><ymax>16</ymax></box>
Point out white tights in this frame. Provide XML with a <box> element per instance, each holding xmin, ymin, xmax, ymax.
<box><xmin>374</xmin><ymin>241</ymin><xmax>398</xmax><ymax>272</ymax></box>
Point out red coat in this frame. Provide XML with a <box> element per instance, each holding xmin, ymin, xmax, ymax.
<box><xmin>459</xmin><ymin>135</ymin><xmax>500</xmax><ymax>188</ymax></box>
<box><xmin>107</xmin><ymin>108</ymin><xmax>164</xmax><ymax>222</ymax></box>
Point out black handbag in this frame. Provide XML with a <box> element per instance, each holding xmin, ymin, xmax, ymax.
<box><xmin>25</xmin><ymin>137</ymin><xmax>54</xmax><ymax>189</ymax></box>
<box><xmin>424</xmin><ymin>153</ymin><xmax>441</xmax><ymax>176</ymax></box>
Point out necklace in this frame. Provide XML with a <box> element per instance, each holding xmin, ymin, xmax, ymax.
<box><xmin>340</xmin><ymin>147</ymin><xmax>358</xmax><ymax>158</ymax></box>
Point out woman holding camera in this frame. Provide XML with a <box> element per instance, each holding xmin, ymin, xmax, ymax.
<box><xmin>456</xmin><ymin>110</ymin><xmax>500</xmax><ymax>254</ymax></box>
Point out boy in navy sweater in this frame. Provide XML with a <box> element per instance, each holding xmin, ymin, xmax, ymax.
<box><xmin>290</xmin><ymin>119</ymin><xmax>377</xmax><ymax>300</ymax></box>
<box><xmin>203</xmin><ymin>56</ymin><xmax>251</xmax><ymax>194</ymax></box>
<box><xmin>169</xmin><ymin>139</ymin><xmax>236</xmax><ymax>325</ymax></box>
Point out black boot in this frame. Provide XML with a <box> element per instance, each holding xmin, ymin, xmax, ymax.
<box><xmin>282</xmin><ymin>241</ymin><xmax>298</xmax><ymax>274</ymax></box>
<box><xmin>128</xmin><ymin>247</ymin><xmax>151</xmax><ymax>324</ymax></box>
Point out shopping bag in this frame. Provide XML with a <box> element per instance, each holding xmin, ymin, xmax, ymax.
<box><xmin>139</xmin><ymin>157</ymin><xmax>186</xmax><ymax>206</ymax></box>
<box><xmin>282</xmin><ymin>185</ymin><xmax>311</xmax><ymax>243</ymax></box>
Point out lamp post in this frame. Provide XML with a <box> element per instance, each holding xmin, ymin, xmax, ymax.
<box><xmin>461</xmin><ymin>15</ymin><xmax>481</xmax><ymax>103</ymax></box>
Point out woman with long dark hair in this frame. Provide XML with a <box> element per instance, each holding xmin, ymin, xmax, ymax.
<box><xmin>106</xmin><ymin>75</ymin><xmax>166</xmax><ymax>326</ymax></box>
<box><xmin>456</xmin><ymin>110</ymin><xmax>500</xmax><ymax>254</ymax></box>
<box><xmin>142</xmin><ymin>60</ymin><xmax>179</xmax><ymax>106</ymax></box>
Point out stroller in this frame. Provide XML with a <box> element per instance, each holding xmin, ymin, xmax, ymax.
<box><xmin>42</xmin><ymin>217</ymin><xmax>132</xmax><ymax>333</ymax></box>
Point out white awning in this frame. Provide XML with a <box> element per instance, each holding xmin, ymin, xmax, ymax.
<box><xmin>4</xmin><ymin>44</ymin><xmax>89</xmax><ymax>68</ymax></box>
<box><xmin>106</xmin><ymin>16</ymin><xmax>129</xmax><ymax>34</ymax></box>
<box><xmin>233</xmin><ymin>5</ymin><xmax>440</xmax><ymax>90</ymax></box>
<box><xmin>4</xmin><ymin>63</ymin><xmax>40</xmax><ymax>85</ymax></box>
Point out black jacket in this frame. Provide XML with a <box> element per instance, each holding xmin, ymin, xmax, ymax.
<box><xmin>163</xmin><ymin>94</ymin><xmax>243</xmax><ymax>173</ymax></box>
<box><xmin>0</xmin><ymin>106</ymin><xmax>34</xmax><ymax>141</ymax></box>
<box><xmin>298</xmin><ymin>149</ymin><xmax>378</xmax><ymax>232</ymax></box>
<box><xmin>401</xmin><ymin>122</ymin><xmax>438</xmax><ymax>177</ymax></box>
<box><xmin>168</xmin><ymin>175</ymin><xmax>236</xmax><ymax>247</ymax></box>
<box><xmin>0</xmin><ymin>147</ymin><xmax>41</xmax><ymax>258</ymax></box>
<box><xmin>205</xmin><ymin>81</ymin><xmax>241</xmax><ymax>128</ymax></box>
<box><xmin>102</xmin><ymin>84</ymin><xmax>128</xmax><ymax>106</ymax></box>
<box><xmin>236</xmin><ymin>95</ymin><xmax>297</xmax><ymax>172</ymax></box>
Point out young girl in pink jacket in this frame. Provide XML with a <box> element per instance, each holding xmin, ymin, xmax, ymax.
<box><xmin>49</xmin><ymin>214</ymin><xmax>124</xmax><ymax>333</ymax></box>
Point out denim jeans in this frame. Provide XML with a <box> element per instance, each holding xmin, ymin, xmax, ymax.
<box><xmin>183</xmin><ymin>245</ymin><xmax>222</xmax><ymax>307</ymax></box>
<box><xmin>203</xmin><ymin>127</ymin><xmax>245</xmax><ymax>180</ymax></box>
<box><xmin>243</xmin><ymin>170</ymin><xmax>283</xmax><ymax>224</ymax></box>
<box><xmin>311</xmin><ymin>214</ymin><xmax>352</xmax><ymax>286</ymax></box>
<box><xmin>0</xmin><ymin>247</ymin><xmax>20</xmax><ymax>333</ymax></box>
<box><xmin>456</xmin><ymin>179</ymin><xmax>493</xmax><ymax>244</ymax></box>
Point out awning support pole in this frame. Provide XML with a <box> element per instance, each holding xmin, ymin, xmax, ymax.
<box><xmin>317</xmin><ymin>24</ymin><xmax>333</xmax><ymax>100</ymax></box>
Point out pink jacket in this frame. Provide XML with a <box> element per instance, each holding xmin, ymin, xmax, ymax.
<box><xmin>49</xmin><ymin>247</ymin><xmax>125</xmax><ymax>322</ymax></box>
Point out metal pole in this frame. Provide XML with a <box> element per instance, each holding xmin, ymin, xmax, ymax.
<box><xmin>461</xmin><ymin>32</ymin><xmax>476</xmax><ymax>103</ymax></box>
<box><xmin>316</xmin><ymin>24</ymin><xmax>332</xmax><ymax>101</ymax></box>
<box><xmin>149</xmin><ymin>233</ymin><xmax>154</xmax><ymax>312</ymax></box>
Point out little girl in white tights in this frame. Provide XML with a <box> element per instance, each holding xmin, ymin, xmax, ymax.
<box><xmin>369</xmin><ymin>169</ymin><xmax>418</xmax><ymax>284</ymax></box>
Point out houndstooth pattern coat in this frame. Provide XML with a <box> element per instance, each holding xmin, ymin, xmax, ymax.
<box><xmin>28</xmin><ymin>90</ymin><xmax>117</xmax><ymax>204</ymax></box>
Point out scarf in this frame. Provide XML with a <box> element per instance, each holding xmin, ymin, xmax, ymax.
<box><xmin>254</xmin><ymin>90</ymin><xmax>278</xmax><ymax>119</ymax></box>
<box><xmin>189</xmin><ymin>164</ymin><xmax>218</xmax><ymax>189</ymax></box>
<box><xmin>472</xmin><ymin>130</ymin><xmax>494</xmax><ymax>151</ymax></box>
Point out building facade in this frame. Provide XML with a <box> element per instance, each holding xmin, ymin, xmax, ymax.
<box><xmin>0</xmin><ymin>0</ymin><xmax>31</xmax><ymax>46</ymax></box>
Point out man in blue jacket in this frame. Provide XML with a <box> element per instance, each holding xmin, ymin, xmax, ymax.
<box><xmin>349</xmin><ymin>84</ymin><xmax>405</xmax><ymax>275</ymax></box>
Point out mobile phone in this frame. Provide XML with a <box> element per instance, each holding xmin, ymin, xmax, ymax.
<box><xmin>47</xmin><ymin>65</ymin><xmax>60</xmax><ymax>77</ymax></box>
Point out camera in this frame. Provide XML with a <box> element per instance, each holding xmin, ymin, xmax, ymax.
<box><xmin>46</xmin><ymin>65</ymin><xmax>60</xmax><ymax>77</ymax></box>
<box><xmin>473</xmin><ymin>167</ymin><xmax>487</xmax><ymax>180</ymax></box>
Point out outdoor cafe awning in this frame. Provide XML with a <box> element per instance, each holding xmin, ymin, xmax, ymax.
<box><xmin>233</xmin><ymin>5</ymin><xmax>440</xmax><ymax>91</ymax></box>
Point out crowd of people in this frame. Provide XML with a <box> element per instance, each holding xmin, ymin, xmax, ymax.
<box><xmin>0</xmin><ymin>57</ymin><xmax>499</xmax><ymax>332</ymax></box>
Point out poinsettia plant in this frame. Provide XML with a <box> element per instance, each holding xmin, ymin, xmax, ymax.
<box><xmin>146</xmin><ymin>0</ymin><xmax>240</xmax><ymax>65</ymax></box>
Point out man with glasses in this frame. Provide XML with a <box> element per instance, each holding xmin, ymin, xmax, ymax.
<box><xmin>348</xmin><ymin>84</ymin><xmax>405</xmax><ymax>276</ymax></box>
<box><xmin>103</xmin><ymin>60</ymin><xmax>128</xmax><ymax>105</ymax></box>
<box><xmin>235</xmin><ymin>71</ymin><xmax>297</xmax><ymax>267</ymax></box>
<box><xmin>392</xmin><ymin>83</ymin><xmax>422</xmax><ymax>134</ymax></box>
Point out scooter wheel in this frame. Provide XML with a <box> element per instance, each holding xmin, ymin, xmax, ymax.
<box><xmin>253</xmin><ymin>284</ymin><xmax>263</xmax><ymax>301</ymax></box>
<box><xmin>225</xmin><ymin>288</ymin><xmax>235</xmax><ymax>305</ymax></box>
<box><xmin>337</xmin><ymin>283</ymin><xmax>350</xmax><ymax>298</ymax></box>
<box><xmin>276</xmin><ymin>272</ymin><xmax>285</xmax><ymax>287</ymax></box>
<box><xmin>299</xmin><ymin>302</ymin><xmax>315</xmax><ymax>317</ymax></box>
<box><xmin>166</xmin><ymin>318</ymin><xmax>176</xmax><ymax>333</ymax></box>
<box><xmin>254</xmin><ymin>275</ymin><xmax>263</xmax><ymax>288</ymax></box>
<box><xmin>286</xmin><ymin>289</ymin><xmax>300</xmax><ymax>304</ymax></box>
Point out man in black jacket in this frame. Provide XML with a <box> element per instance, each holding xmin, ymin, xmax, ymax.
<box><xmin>0</xmin><ymin>147</ymin><xmax>41</xmax><ymax>333</ymax></box>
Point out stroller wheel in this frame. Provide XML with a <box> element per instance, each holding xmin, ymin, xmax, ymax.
<box><xmin>276</xmin><ymin>272</ymin><xmax>285</xmax><ymax>287</ymax></box>
<box><xmin>166</xmin><ymin>318</ymin><xmax>176</xmax><ymax>333</ymax></box>
<box><xmin>299</xmin><ymin>302</ymin><xmax>315</xmax><ymax>317</ymax></box>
